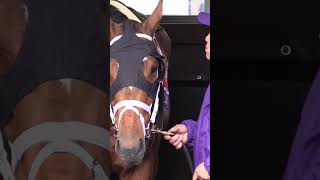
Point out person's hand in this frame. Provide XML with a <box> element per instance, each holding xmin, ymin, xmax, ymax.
<box><xmin>163</xmin><ymin>124</ymin><xmax>188</xmax><ymax>149</ymax></box>
<box><xmin>192</xmin><ymin>162</ymin><xmax>210</xmax><ymax>180</ymax></box>
<box><xmin>205</xmin><ymin>33</ymin><xmax>210</xmax><ymax>60</ymax></box>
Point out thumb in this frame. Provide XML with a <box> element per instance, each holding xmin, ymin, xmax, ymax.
<box><xmin>168</xmin><ymin>125</ymin><xmax>183</xmax><ymax>134</ymax></box>
<box><xmin>192</xmin><ymin>171</ymin><xmax>198</xmax><ymax>180</ymax></box>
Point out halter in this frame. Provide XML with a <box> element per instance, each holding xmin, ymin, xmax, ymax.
<box><xmin>109</xmin><ymin>82</ymin><xmax>162</xmax><ymax>138</ymax></box>
<box><xmin>109</xmin><ymin>20</ymin><xmax>165</xmax><ymax>139</ymax></box>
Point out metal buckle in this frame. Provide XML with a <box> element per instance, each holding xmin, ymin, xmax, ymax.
<box><xmin>145</xmin><ymin>128</ymin><xmax>151</xmax><ymax>139</ymax></box>
<box><xmin>114</xmin><ymin>128</ymin><xmax>119</xmax><ymax>138</ymax></box>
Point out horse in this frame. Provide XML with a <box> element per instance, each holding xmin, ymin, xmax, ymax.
<box><xmin>109</xmin><ymin>0</ymin><xmax>171</xmax><ymax>179</ymax></box>
<box><xmin>0</xmin><ymin>0</ymin><xmax>110</xmax><ymax>180</ymax></box>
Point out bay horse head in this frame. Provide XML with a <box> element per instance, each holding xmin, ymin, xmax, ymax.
<box><xmin>110</xmin><ymin>0</ymin><xmax>166</xmax><ymax>167</ymax></box>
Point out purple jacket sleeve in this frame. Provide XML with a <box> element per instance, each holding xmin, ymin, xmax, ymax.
<box><xmin>283</xmin><ymin>70</ymin><xmax>320</xmax><ymax>180</ymax></box>
<box><xmin>204</xmin><ymin>155</ymin><xmax>211</xmax><ymax>173</ymax></box>
<box><xmin>198</xmin><ymin>105</ymin><xmax>210</xmax><ymax>173</ymax></box>
<box><xmin>181</xmin><ymin>84</ymin><xmax>211</xmax><ymax>173</ymax></box>
<box><xmin>203</xmin><ymin>110</ymin><xmax>211</xmax><ymax>173</ymax></box>
<box><xmin>182</xmin><ymin>119</ymin><xmax>197</xmax><ymax>149</ymax></box>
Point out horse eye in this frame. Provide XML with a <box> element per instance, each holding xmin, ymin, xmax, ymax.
<box><xmin>151</xmin><ymin>66</ymin><xmax>158</xmax><ymax>74</ymax></box>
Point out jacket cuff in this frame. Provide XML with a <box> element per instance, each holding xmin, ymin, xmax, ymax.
<box><xmin>204</xmin><ymin>157</ymin><xmax>210</xmax><ymax>173</ymax></box>
<box><xmin>181</xmin><ymin>119</ymin><xmax>197</xmax><ymax>147</ymax></box>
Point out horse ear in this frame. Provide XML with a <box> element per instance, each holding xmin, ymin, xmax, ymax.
<box><xmin>140</xmin><ymin>0</ymin><xmax>163</xmax><ymax>35</ymax></box>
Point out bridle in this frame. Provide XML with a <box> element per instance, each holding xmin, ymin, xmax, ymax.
<box><xmin>109</xmin><ymin>84</ymin><xmax>162</xmax><ymax>139</ymax></box>
<box><xmin>109</xmin><ymin>20</ymin><xmax>166</xmax><ymax>140</ymax></box>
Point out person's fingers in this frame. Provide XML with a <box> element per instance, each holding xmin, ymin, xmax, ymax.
<box><xmin>199</xmin><ymin>175</ymin><xmax>209</xmax><ymax>180</ymax></box>
<box><xmin>199</xmin><ymin>174</ymin><xmax>210</xmax><ymax>180</ymax></box>
<box><xmin>192</xmin><ymin>171</ymin><xmax>198</xmax><ymax>180</ymax></box>
<box><xmin>168</xmin><ymin>125</ymin><xmax>180</xmax><ymax>133</ymax></box>
<box><xmin>169</xmin><ymin>134</ymin><xmax>179</xmax><ymax>144</ymax></box>
<box><xmin>195</xmin><ymin>163</ymin><xmax>210</xmax><ymax>180</ymax></box>
<box><xmin>173</xmin><ymin>135</ymin><xmax>182</xmax><ymax>147</ymax></box>
<box><xmin>204</xmin><ymin>173</ymin><xmax>210</xmax><ymax>179</ymax></box>
<box><xmin>163</xmin><ymin>135</ymin><xmax>171</xmax><ymax>140</ymax></box>
<box><xmin>203</xmin><ymin>171</ymin><xmax>210</xmax><ymax>179</ymax></box>
<box><xmin>169</xmin><ymin>134</ymin><xmax>180</xmax><ymax>144</ymax></box>
<box><xmin>176</xmin><ymin>142</ymin><xmax>183</xmax><ymax>150</ymax></box>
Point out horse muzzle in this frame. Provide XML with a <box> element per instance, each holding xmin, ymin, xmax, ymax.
<box><xmin>115</xmin><ymin>138</ymin><xmax>145</xmax><ymax>168</ymax></box>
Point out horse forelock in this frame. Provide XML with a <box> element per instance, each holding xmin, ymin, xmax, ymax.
<box><xmin>110</xmin><ymin>6</ymin><xmax>128</xmax><ymax>24</ymax></box>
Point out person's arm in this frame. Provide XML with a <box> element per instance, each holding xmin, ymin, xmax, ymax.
<box><xmin>283</xmin><ymin>70</ymin><xmax>320</xmax><ymax>180</ymax></box>
<box><xmin>204</xmin><ymin>156</ymin><xmax>210</xmax><ymax>174</ymax></box>
<box><xmin>303</xmin><ymin>152</ymin><xmax>320</xmax><ymax>180</ymax></box>
<box><xmin>192</xmin><ymin>106</ymin><xmax>211</xmax><ymax>180</ymax></box>
<box><xmin>202</xmin><ymin>108</ymin><xmax>211</xmax><ymax>173</ymax></box>
<box><xmin>284</xmin><ymin>138</ymin><xmax>320</xmax><ymax>180</ymax></box>
<box><xmin>181</xmin><ymin>119</ymin><xmax>197</xmax><ymax>149</ymax></box>
<box><xmin>204</xmin><ymin>118</ymin><xmax>210</xmax><ymax>173</ymax></box>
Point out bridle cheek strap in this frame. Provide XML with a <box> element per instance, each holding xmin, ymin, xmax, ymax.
<box><xmin>150</xmin><ymin>82</ymin><xmax>162</xmax><ymax>124</ymax></box>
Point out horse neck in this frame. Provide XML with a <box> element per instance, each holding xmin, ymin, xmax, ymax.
<box><xmin>4</xmin><ymin>79</ymin><xmax>109</xmax><ymax>140</ymax></box>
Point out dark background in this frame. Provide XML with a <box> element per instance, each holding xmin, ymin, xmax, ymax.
<box><xmin>212</xmin><ymin>0</ymin><xmax>320</xmax><ymax>179</ymax></box>
<box><xmin>213</xmin><ymin>62</ymin><xmax>319</xmax><ymax>180</ymax></box>
<box><xmin>155</xmin><ymin>1</ymin><xmax>320</xmax><ymax>179</ymax></box>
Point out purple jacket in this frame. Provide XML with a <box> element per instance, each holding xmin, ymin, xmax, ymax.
<box><xmin>283</xmin><ymin>69</ymin><xmax>320</xmax><ymax>180</ymax></box>
<box><xmin>182</xmin><ymin>84</ymin><xmax>210</xmax><ymax>173</ymax></box>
